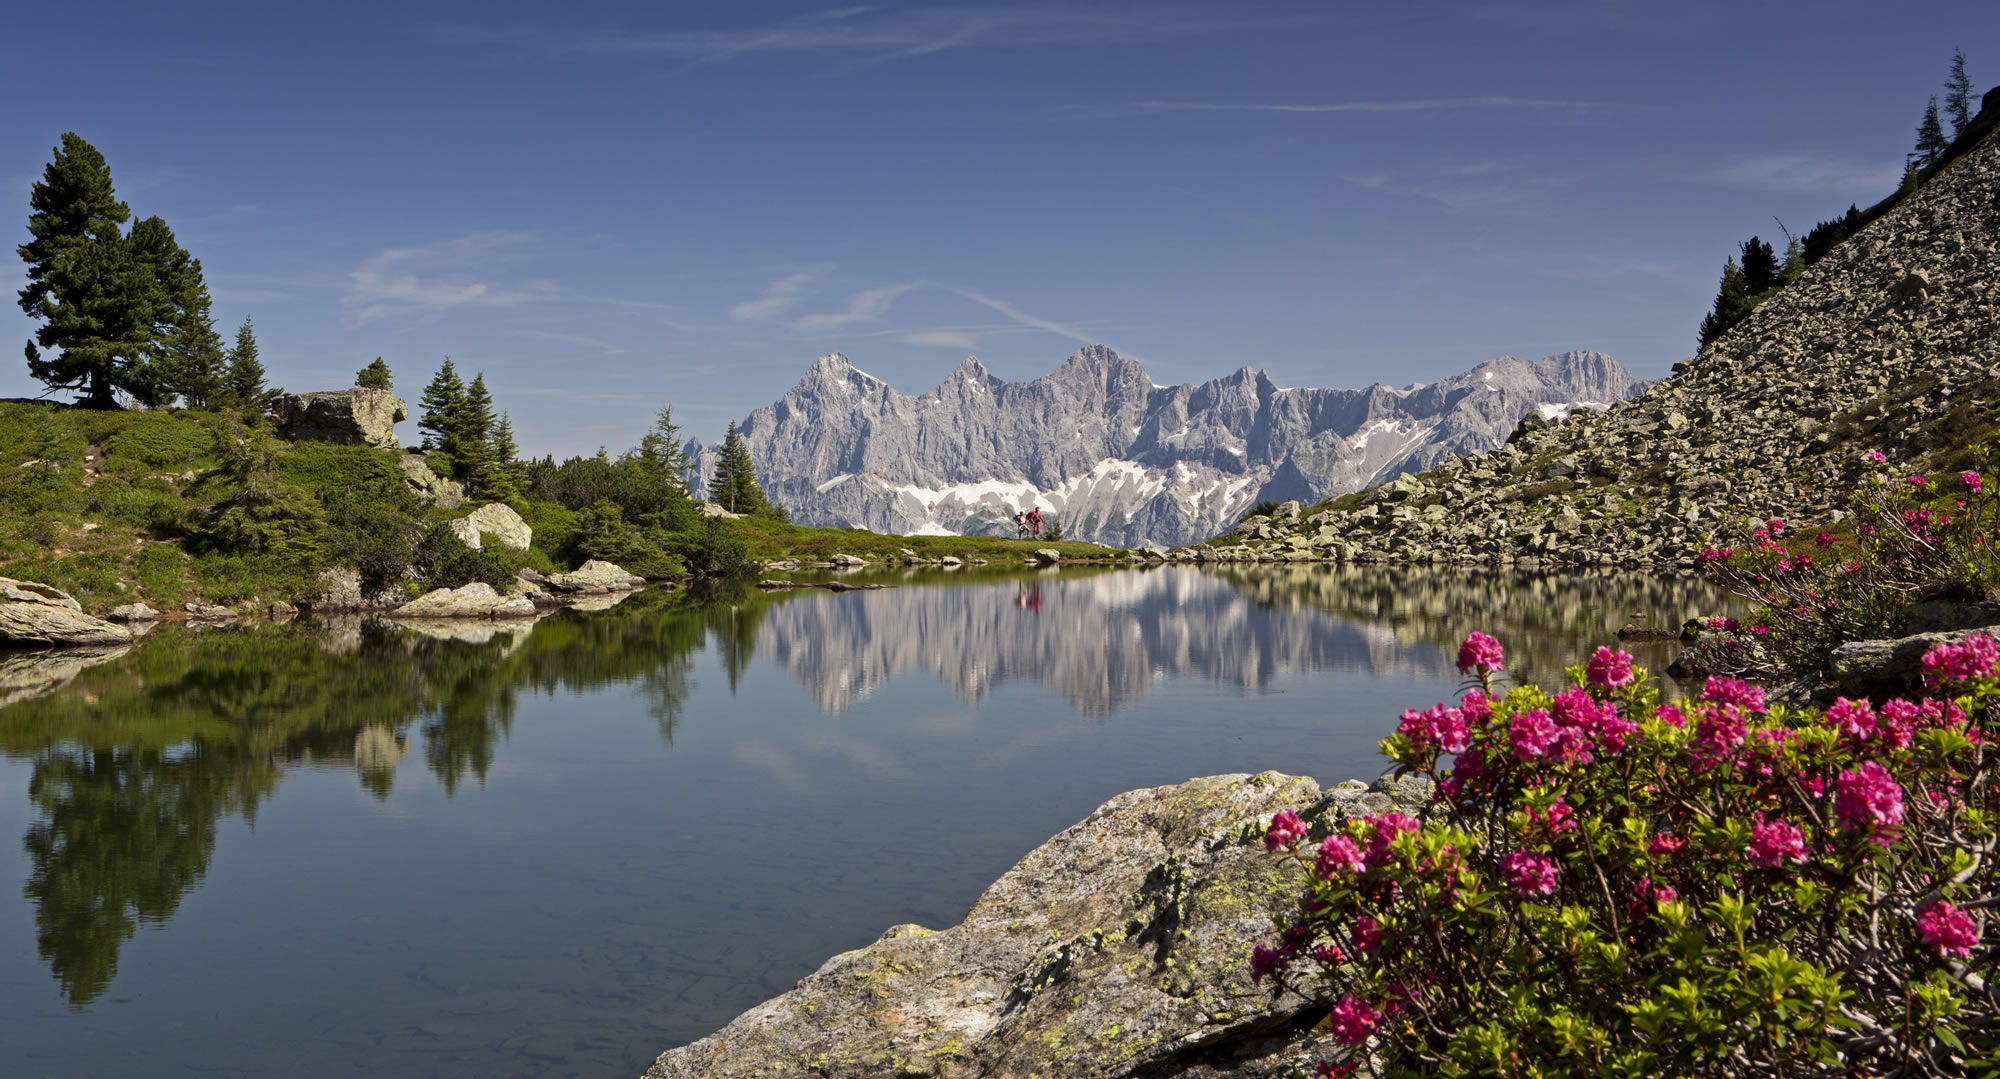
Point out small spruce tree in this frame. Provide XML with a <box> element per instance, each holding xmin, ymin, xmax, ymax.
<box><xmin>1697</xmin><ymin>257</ymin><xmax>1752</xmax><ymax>350</ymax></box>
<box><xmin>451</xmin><ymin>372</ymin><xmax>497</xmax><ymax>484</ymax></box>
<box><xmin>708</xmin><ymin>421</ymin><xmax>777</xmax><ymax>516</ymax></box>
<box><xmin>223</xmin><ymin>316</ymin><xmax>278</xmax><ymax>413</ymax></box>
<box><xmin>1944</xmin><ymin>50</ymin><xmax>1974</xmax><ymax>137</ymax></box>
<box><xmin>355</xmin><ymin>357</ymin><xmax>392</xmax><ymax>390</ymax></box>
<box><xmin>491</xmin><ymin>411</ymin><xmax>518</xmax><ymax>465</ymax></box>
<box><xmin>1739</xmin><ymin>236</ymin><xmax>1781</xmax><ymax>295</ymax></box>
<box><xmin>1906</xmin><ymin>96</ymin><xmax>1950</xmax><ymax>180</ymax></box>
<box><xmin>636</xmin><ymin>405</ymin><xmax>690</xmax><ymax>498</ymax></box>
<box><xmin>417</xmin><ymin>358</ymin><xmax>465</xmax><ymax>451</ymax></box>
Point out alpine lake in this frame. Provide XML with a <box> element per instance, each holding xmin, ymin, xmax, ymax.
<box><xmin>0</xmin><ymin>564</ymin><xmax>1734</xmax><ymax>1078</ymax></box>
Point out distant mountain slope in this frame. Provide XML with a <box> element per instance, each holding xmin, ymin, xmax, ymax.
<box><xmin>690</xmin><ymin>347</ymin><xmax>1638</xmax><ymax>548</ymax></box>
<box><xmin>1233</xmin><ymin>94</ymin><xmax>2000</xmax><ymax>568</ymax></box>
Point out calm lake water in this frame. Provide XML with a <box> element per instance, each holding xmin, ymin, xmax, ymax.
<box><xmin>0</xmin><ymin>565</ymin><xmax>1727</xmax><ymax>1078</ymax></box>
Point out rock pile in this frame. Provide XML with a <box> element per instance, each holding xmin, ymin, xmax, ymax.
<box><xmin>1223</xmin><ymin>129</ymin><xmax>2000</xmax><ymax>569</ymax></box>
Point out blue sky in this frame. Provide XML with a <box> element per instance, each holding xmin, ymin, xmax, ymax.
<box><xmin>4</xmin><ymin>1</ymin><xmax>1995</xmax><ymax>457</ymax></box>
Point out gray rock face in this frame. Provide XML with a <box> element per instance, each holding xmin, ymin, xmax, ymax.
<box><xmin>688</xmin><ymin>348</ymin><xmax>1638</xmax><ymax>548</ymax></box>
<box><xmin>643</xmin><ymin>771</ymin><xmax>1430</xmax><ymax>1079</ymax></box>
<box><xmin>309</xmin><ymin>567</ymin><xmax>410</xmax><ymax>611</ymax></box>
<box><xmin>0</xmin><ymin>577</ymin><xmax>132</xmax><ymax>648</ymax></box>
<box><xmin>274</xmin><ymin>388</ymin><xmax>408</xmax><ymax>450</ymax></box>
<box><xmin>1221</xmin><ymin>132</ymin><xmax>2000</xmax><ymax>570</ymax></box>
<box><xmin>448</xmin><ymin>503</ymin><xmax>532</xmax><ymax>551</ymax></box>
<box><xmin>399</xmin><ymin>456</ymin><xmax>466</xmax><ymax>509</ymax></box>
<box><xmin>106</xmin><ymin>602</ymin><xmax>158</xmax><ymax>623</ymax></box>
<box><xmin>392</xmin><ymin>582</ymin><xmax>538</xmax><ymax>619</ymax></box>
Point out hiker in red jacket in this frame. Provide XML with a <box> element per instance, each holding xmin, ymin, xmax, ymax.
<box><xmin>1027</xmin><ymin>507</ymin><xmax>1043</xmax><ymax>539</ymax></box>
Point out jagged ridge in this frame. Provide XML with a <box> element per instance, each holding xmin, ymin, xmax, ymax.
<box><xmin>690</xmin><ymin>347</ymin><xmax>1638</xmax><ymax>548</ymax></box>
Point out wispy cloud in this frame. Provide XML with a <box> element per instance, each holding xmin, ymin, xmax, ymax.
<box><xmin>899</xmin><ymin>329</ymin><xmax>978</xmax><ymax>349</ymax></box>
<box><xmin>497</xmin><ymin>385</ymin><xmax>655</xmax><ymax>402</ymax></box>
<box><xmin>950</xmin><ymin>288</ymin><xmax>1093</xmax><ymax>341</ymax></box>
<box><xmin>1707</xmin><ymin>153</ymin><xmax>1901</xmax><ymax>194</ymax></box>
<box><xmin>729</xmin><ymin>269</ymin><xmax>822</xmax><ymax>321</ymax></box>
<box><xmin>343</xmin><ymin>232</ymin><xmax>563</xmax><ymax>323</ymax></box>
<box><xmin>1337</xmin><ymin>159</ymin><xmax>1566</xmax><ymax>214</ymax></box>
<box><xmin>448</xmin><ymin>7</ymin><xmax>1315</xmax><ymax>66</ymax></box>
<box><xmin>509</xmin><ymin>328</ymin><xmax>630</xmax><ymax>355</ymax></box>
<box><xmin>795</xmin><ymin>283</ymin><xmax>918</xmax><ymax>330</ymax></box>
<box><xmin>1107</xmin><ymin>96</ymin><xmax>1620</xmax><ymax>117</ymax></box>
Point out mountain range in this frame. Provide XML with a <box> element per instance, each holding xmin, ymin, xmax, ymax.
<box><xmin>690</xmin><ymin>346</ymin><xmax>1640</xmax><ymax>549</ymax></box>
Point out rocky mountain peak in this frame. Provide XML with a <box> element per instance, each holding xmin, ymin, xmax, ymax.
<box><xmin>692</xmin><ymin>344</ymin><xmax>1641</xmax><ymax>547</ymax></box>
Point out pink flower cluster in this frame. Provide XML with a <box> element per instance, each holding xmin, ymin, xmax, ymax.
<box><xmin>1746</xmin><ymin>816</ymin><xmax>1806</xmax><ymax>868</ymax></box>
<box><xmin>1922</xmin><ymin>634</ymin><xmax>2000</xmax><ymax>687</ymax></box>
<box><xmin>1265</xmin><ymin>809</ymin><xmax>1308</xmax><ymax>851</ymax></box>
<box><xmin>1317</xmin><ymin>834</ymin><xmax>1366</xmax><ymax>879</ymax></box>
<box><xmin>1502</xmin><ymin>850</ymin><xmax>1559</xmax><ymax>896</ymax></box>
<box><xmin>1963</xmin><ymin>471</ymin><xmax>1984</xmax><ymax>494</ymax></box>
<box><xmin>1585</xmin><ymin>646</ymin><xmax>1636</xmax><ymax>688</ymax></box>
<box><xmin>1916</xmin><ymin>901</ymin><xmax>1980</xmax><ymax>958</ymax></box>
<box><xmin>1456</xmin><ymin>631</ymin><xmax>1505</xmax><ymax>674</ymax></box>
<box><xmin>1397</xmin><ymin>702</ymin><xmax>1470</xmax><ymax>754</ymax></box>
<box><xmin>1701</xmin><ymin>676</ymin><xmax>1767</xmax><ymax>714</ymax></box>
<box><xmin>1833</xmin><ymin>761</ymin><xmax>1904</xmax><ymax>839</ymax></box>
<box><xmin>1328</xmin><ymin>995</ymin><xmax>1379</xmax><ymax>1046</ymax></box>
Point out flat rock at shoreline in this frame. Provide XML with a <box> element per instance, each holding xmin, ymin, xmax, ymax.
<box><xmin>643</xmin><ymin>770</ymin><xmax>1432</xmax><ymax>1079</ymax></box>
<box><xmin>0</xmin><ymin>577</ymin><xmax>132</xmax><ymax>648</ymax></box>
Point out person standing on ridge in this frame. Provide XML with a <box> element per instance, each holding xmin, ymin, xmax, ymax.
<box><xmin>1028</xmin><ymin>507</ymin><xmax>1043</xmax><ymax>539</ymax></box>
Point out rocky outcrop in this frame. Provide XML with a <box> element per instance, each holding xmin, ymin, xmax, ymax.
<box><xmin>541</xmin><ymin>559</ymin><xmax>646</xmax><ymax>594</ymax></box>
<box><xmin>392</xmin><ymin>582</ymin><xmax>538</xmax><ymax>619</ymax></box>
<box><xmin>106</xmin><ymin>602</ymin><xmax>158</xmax><ymax>623</ymax></box>
<box><xmin>399</xmin><ymin>455</ymin><xmax>466</xmax><ymax>509</ymax></box>
<box><xmin>309</xmin><ymin>567</ymin><xmax>408</xmax><ymax>611</ymax></box>
<box><xmin>274</xmin><ymin>388</ymin><xmax>408</xmax><ymax>450</ymax></box>
<box><xmin>448</xmin><ymin>503</ymin><xmax>532</xmax><ymax>551</ymax></box>
<box><xmin>688</xmin><ymin>348</ymin><xmax>1639</xmax><ymax>548</ymax></box>
<box><xmin>0</xmin><ymin>577</ymin><xmax>132</xmax><ymax>648</ymax></box>
<box><xmin>643</xmin><ymin>771</ymin><xmax>1431</xmax><ymax>1079</ymax></box>
<box><xmin>1231</xmin><ymin>122</ymin><xmax>2000</xmax><ymax>569</ymax></box>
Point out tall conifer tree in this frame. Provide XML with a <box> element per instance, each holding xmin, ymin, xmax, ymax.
<box><xmin>17</xmin><ymin>133</ymin><xmax>161</xmax><ymax>407</ymax></box>
<box><xmin>1906</xmin><ymin>97</ymin><xmax>1950</xmax><ymax>179</ymax></box>
<box><xmin>417</xmin><ymin>358</ymin><xmax>465</xmax><ymax>450</ymax></box>
<box><xmin>1944</xmin><ymin>50</ymin><xmax>1974</xmax><ymax>136</ymax></box>
<box><xmin>452</xmin><ymin>373</ymin><xmax>497</xmax><ymax>482</ymax></box>
<box><xmin>223</xmin><ymin>317</ymin><xmax>276</xmax><ymax>412</ymax></box>
<box><xmin>1697</xmin><ymin>258</ymin><xmax>1752</xmax><ymax>349</ymax></box>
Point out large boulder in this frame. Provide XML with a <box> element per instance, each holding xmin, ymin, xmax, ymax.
<box><xmin>309</xmin><ymin>567</ymin><xmax>409</xmax><ymax>611</ymax></box>
<box><xmin>642</xmin><ymin>771</ymin><xmax>1433</xmax><ymax>1079</ymax></box>
<box><xmin>392</xmin><ymin>582</ymin><xmax>537</xmax><ymax>619</ymax></box>
<box><xmin>399</xmin><ymin>456</ymin><xmax>466</xmax><ymax>509</ymax></box>
<box><xmin>274</xmin><ymin>388</ymin><xmax>408</xmax><ymax>450</ymax></box>
<box><xmin>543</xmin><ymin>559</ymin><xmax>646</xmax><ymax>594</ymax></box>
<box><xmin>0</xmin><ymin>578</ymin><xmax>132</xmax><ymax>648</ymax></box>
<box><xmin>448</xmin><ymin>503</ymin><xmax>532</xmax><ymax>551</ymax></box>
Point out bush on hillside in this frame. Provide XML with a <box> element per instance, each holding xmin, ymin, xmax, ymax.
<box><xmin>1697</xmin><ymin>452</ymin><xmax>1999</xmax><ymax>677</ymax></box>
<box><xmin>1255</xmin><ymin>633</ymin><xmax>2000</xmax><ymax>1076</ymax></box>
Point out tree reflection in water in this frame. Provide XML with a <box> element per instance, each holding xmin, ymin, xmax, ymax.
<box><xmin>0</xmin><ymin>588</ymin><xmax>714</xmax><ymax>1007</ymax></box>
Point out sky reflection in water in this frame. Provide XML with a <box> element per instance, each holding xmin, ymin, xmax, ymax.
<box><xmin>0</xmin><ymin>566</ymin><xmax>1727</xmax><ymax>1078</ymax></box>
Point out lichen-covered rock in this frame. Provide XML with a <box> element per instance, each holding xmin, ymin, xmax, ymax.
<box><xmin>448</xmin><ymin>502</ymin><xmax>532</xmax><ymax>551</ymax></box>
<box><xmin>106</xmin><ymin>601</ymin><xmax>158</xmax><ymax>623</ymax></box>
<box><xmin>309</xmin><ymin>567</ymin><xmax>407</xmax><ymax>611</ymax></box>
<box><xmin>274</xmin><ymin>388</ymin><xmax>407</xmax><ymax>450</ymax></box>
<box><xmin>1034</xmin><ymin>548</ymin><xmax>1061</xmax><ymax>564</ymax></box>
<box><xmin>543</xmin><ymin>559</ymin><xmax>646</xmax><ymax>595</ymax></box>
<box><xmin>393</xmin><ymin>582</ymin><xmax>538</xmax><ymax>619</ymax></box>
<box><xmin>399</xmin><ymin>455</ymin><xmax>466</xmax><ymax>509</ymax></box>
<box><xmin>643</xmin><ymin>771</ymin><xmax>1430</xmax><ymax>1079</ymax></box>
<box><xmin>0</xmin><ymin>578</ymin><xmax>132</xmax><ymax>647</ymax></box>
<box><xmin>830</xmin><ymin>553</ymin><xmax>867</xmax><ymax>567</ymax></box>
<box><xmin>1830</xmin><ymin>626</ymin><xmax>2000</xmax><ymax>696</ymax></box>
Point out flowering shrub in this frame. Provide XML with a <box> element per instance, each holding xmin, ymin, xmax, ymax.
<box><xmin>1698</xmin><ymin>452</ymin><xmax>2000</xmax><ymax>677</ymax></box>
<box><xmin>1253</xmin><ymin>632</ymin><xmax>2000</xmax><ymax>1077</ymax></box>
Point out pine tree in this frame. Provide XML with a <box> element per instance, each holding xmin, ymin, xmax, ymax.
<box><xmin>1697</xmin><ymin>257</ymin><xmax>1752</xmax><ymax>350</ymax></box>
<box><xmin>17</xmin><ymin>133</ymin><xmax>163</xmax><ymax>408</ymax></box>
<box><xmin>451</xmin><ymin>373</ymin><xmax>497</xmax><ymax>483</ymax></box>
<box><xmin>417</xmin><ymin>358</ymin><xmax>465</xmax><ymax>451</ymax></box>
<box><xmin>1906</xmin><ymin>97</ymin><xmax>1950</xmax><ymax>180</ymax></box>
<box><xmin>355</xmin><ymin>357</ymin><xmax>393</xmax><ymax>390</ymax></box>
<box><xmin>709</xmin><ymin>422</ymin><xmax>758</xmax><ymax>513</ymax></box>
<box><xmin>636</xmin><ymin>405</ymin><xmax>690</xmax><ymax>497</ymax></box>
<box><xmin>136</xmin><ymin>217</ymin><xmax>227</xmax><ymax>409</ymax></box>
<box><xmin>1739</xmin><ymin>237</ymin><xmax>1781</xmax><ymax>295</ymax></box>
<box><xmin>491</xmin><ymin>411</ymin><xmax>518</xmax><ymax>465</ymax></box>
<box><xmin>1945</xmin><ymin>50</ymin><xmax>1974</xmax><ymax>137</ymax></box>
<box><xmin>223</xmin><ymin>317</ymin><xmax>278</xmax><ymax>413</ymax></box>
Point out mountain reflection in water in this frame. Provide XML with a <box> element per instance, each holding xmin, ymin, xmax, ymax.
<box><xmin>0</xmin><ymin>566</ymin><xmax>1728</xmax><ymax>1074</ymax></box>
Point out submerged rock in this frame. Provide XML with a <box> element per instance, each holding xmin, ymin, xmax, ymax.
<box><xmin>0</xmin><ymin>578</ymin><xmax>131</xmax><ymax>648</ymax></box>
<box><xmin>643</xmin><ymin>771</ymin><xmax>1430</xmax><ymax>1079</ymax></box>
